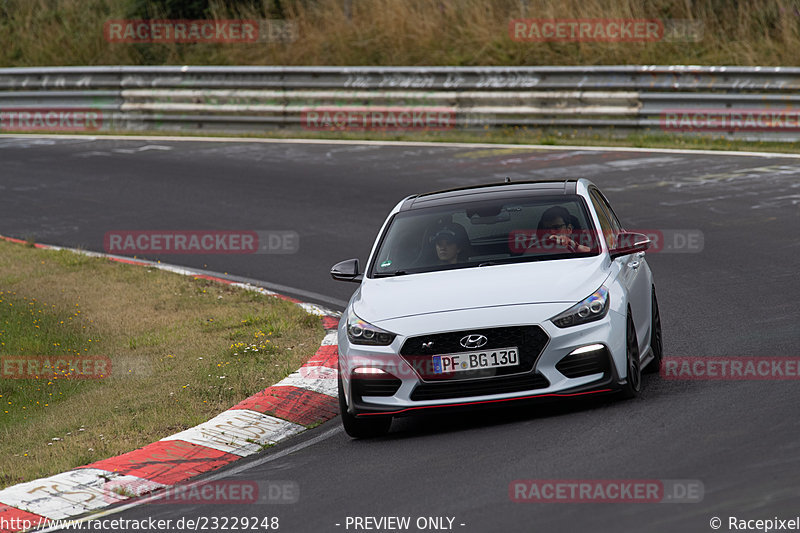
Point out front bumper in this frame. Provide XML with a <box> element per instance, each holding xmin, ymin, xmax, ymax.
<box><xmin>339</xmin><ymin>304</ymin><xmax>629</xmax><ymax>417</ymax></box>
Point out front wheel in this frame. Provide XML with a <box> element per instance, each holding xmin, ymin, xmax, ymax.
<box><xmin>619</xmin><ymin>312</ymin><xmax>642</xmax><ymax>399</ymax></box>
<box><xmin>338</xmin><ymin>372</ymin><xmax>392</xmax><ymax>438</ymax></box>
<box><xmin>643</xmin><ymin>288</ymin><xmax>663</xmax><ymax>374</ymax></box>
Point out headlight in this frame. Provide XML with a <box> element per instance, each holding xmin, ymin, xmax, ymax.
<box><xmin>551</xmin><ymin>286</ymin><xmax>609</xmax><ymax>328</ymax></box>
<box><xmin>347</xmin><ymin>313</ymin><xmax>397</xmax><ymax>346</ymax></box>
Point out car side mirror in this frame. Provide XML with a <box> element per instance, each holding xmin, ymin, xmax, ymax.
<box><xmin>609</xmin><ymin>232</ymin><xmax>651</xmax><ymax>259</ymax></box>
<box><xmin>330</xmin><ymin>258</ymin><xmax>363</xmax><ymax>282</ymax></box>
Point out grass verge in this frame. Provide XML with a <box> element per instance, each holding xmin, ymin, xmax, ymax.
<box><xmin>0</xmin><ymin>239</ymin><xmax>323</xmax><ymax>489</ymax></box>
<box><xmin>1</xmin><ymin>0</ymin><xmax>800</xmax><ymax>67</ymax></box>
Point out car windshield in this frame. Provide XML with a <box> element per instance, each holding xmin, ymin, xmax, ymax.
<box><xmin>370</xmin><ymin>194</ymin><xmax>600</xmax><ymax>277</ymax></box>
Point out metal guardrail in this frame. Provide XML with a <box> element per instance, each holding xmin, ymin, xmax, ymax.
<box><xmin>1</xmin><ymin>66</ymin><xmax>800</xmax><ymax>140</ymax></box>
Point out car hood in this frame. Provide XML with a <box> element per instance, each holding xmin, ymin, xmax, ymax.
<box><xmin>353</xmin><ymin>257</ymin><xmax>610</xmax><ymax>323</ymax></box>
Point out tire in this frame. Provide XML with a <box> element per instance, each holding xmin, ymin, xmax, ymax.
<box><xmin>643</xmin><ymin>288</ymin><xmax>663</xmax><ymax>374</ymax></box>
<box><xmin>338</xmin><ymin>372</ymin><xmax>392</xmax><ymax>438</ymax></box>
<box><xmin>619</xmin><ymin>312</ymin><xmax>642</xmax><ymax>399</ymax></box>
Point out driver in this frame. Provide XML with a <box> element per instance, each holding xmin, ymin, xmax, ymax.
<box><xmin>536</xmin><ymin>206</ymin><xmax>591</xmax><ymax>253</ymax></box>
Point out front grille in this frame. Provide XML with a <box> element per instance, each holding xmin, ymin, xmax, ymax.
<box><xmin>400</xmin><ymin>325</ymin><xmax>549</xmax><ymax>381</ymax></box>
<box><xmin>556</xmin><ymin>347</ymin><xmax>611</xmax><ymax>378</ymax></box>
<box><xmin>410</xmin><ymin>372</ymin><xmax>549</xmax><ymax>401</ymax></box>
<box><xmin>352</xmin><ymin>377</ymin><xmax>402</xmax><ymax>398</ymax></box>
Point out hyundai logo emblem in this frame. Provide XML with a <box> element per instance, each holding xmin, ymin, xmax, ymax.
<box><xmin>460</xmin><ymin>334</ymin><xmax>488</xmax><ymax>349</ymax></box>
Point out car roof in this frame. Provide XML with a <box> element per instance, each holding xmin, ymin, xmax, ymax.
<box><xmin>399</xmin><ymin>179</ymin><xmax>581</xmax><ymax>211</ymax></box>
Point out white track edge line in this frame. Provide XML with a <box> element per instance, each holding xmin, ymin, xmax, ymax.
<box><xmin>2</xmin><ymin>133</ymin><xmax>800</xmax><ymax>159</ymax></box>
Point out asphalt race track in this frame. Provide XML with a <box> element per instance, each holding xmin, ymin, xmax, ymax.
<box><xmin>1</xmin><ymin>136</ymin><xmax>799</xmax><ymax>533</ymax></box>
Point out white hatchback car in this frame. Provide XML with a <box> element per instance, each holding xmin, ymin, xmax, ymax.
<box><xmin>331</xmin><ymin>179</ymin><xmax>662</xmax><ymax>438</ymax></box>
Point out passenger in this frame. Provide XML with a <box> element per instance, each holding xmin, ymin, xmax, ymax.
<box><xmin>537</xmin><ymin>206</ymin><xmax>591</xmax><ymax>253</ymax></box>
<box><xmin>430</xmin><ymin>224</ymin><xmax>471</xmax><ymax>265</ymax></box>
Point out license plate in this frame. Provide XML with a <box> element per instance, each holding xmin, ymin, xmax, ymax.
<box><xmin>432</xmin><ymin>347</ymin><xmax>519</xmax><ymax>374</ymax></box>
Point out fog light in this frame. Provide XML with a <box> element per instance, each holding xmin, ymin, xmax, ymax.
<box><xmin>569</xmin><ymin>343</ymin><xmax>605</xmax><ymax>356</ymax></box>
<box><xmin>353</xmin><ymin>367</ymin><xmax>388</xmax><ymax>375</ymax></box>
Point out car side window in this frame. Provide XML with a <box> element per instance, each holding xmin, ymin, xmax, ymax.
<box><xmin>589</xmin><ymin>189</ymin><xmax>616</xmax><ymax>249</ymax></box>
<box><xmin>596</xmin><ymin>190</ymin><xmax>624</xmax><ymax>233</ymax></box>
